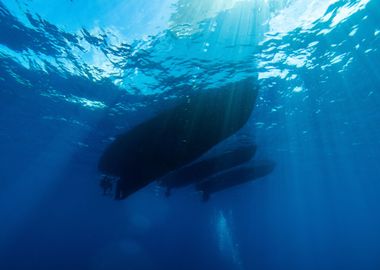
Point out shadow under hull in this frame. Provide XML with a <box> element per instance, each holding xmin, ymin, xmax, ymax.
<box><xmin>195</xmin><ymin>160</ymin><xmax>275</xmax><ymax>201</ymax></box>
<box><xmin>159</xmin><ymin>145</ymin><xmax>257</xmax><ymax>191</ymax></box>
<box><xmin>98</xmin><ymin>78</ymin><xmax>258</xmax><ymax>199</ymax></box>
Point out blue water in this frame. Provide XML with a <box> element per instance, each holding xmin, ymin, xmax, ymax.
<box><xmin>1</xmin><ymin>0</ymin><xmax>380</xmax><ymax>269</ymax></box>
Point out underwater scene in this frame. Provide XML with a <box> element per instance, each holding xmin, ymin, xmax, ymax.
<box><xmin>0</xmin><ymin>0</ymin><xmax>379</xmax><ymax>269</ymax></box>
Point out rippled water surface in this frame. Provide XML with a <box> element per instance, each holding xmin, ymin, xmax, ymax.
<box><xmin>0</xmin><ymin>1</ymin><xmax>379</xmax><ymax>269</ymax></box>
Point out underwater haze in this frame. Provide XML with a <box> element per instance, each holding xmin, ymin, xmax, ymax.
<box><xmin>1</xmin><ymin>0</ymin><xmax>380</xmax><ymax>269</ymax></box>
